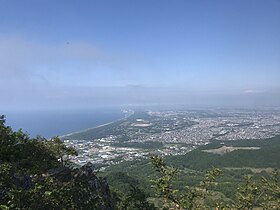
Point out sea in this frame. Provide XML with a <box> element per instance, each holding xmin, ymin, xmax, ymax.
<box><xmin>2</xmin><ymin>108</ymin><xmax>124</xmax><ymax>139</ymax></box>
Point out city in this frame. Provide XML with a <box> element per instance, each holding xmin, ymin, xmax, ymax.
<box><xmin>63</xmin><ymin>109</ymin><xmax>280</xmax><ymax>168</ymax></box>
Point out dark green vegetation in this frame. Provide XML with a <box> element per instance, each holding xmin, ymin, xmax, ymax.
<box><xmin>1</xmin><ymin>115</ymin><xmax>280</xmax><ymax>209</ymax></box>
<box><xmin>165</xmin><ymin>136</ymin><xmax>280</xmax><ymax>170</ymax></box>
<box><xmin>63</xmin><ymin>111</ymin><xmax>196</xmax><ymax>141</ymax></box>
<box><xmin>103</xmin><ymin>155</ymin><xmax>280</xmax><ymax>209</ymax></box>
<box><xmin>150</xmin><ymin>156</ymin><xmax>280</xmax><ymax>209</ymax></box>
<box><xmin>0</xmin><ymin>116</ymin><xmax>116</xmax><ymax>209</ymax></box>
<box><xmin>103</xmin><ymin>137</ymin><xmax>280</xmax><ymax>209</ymax></box>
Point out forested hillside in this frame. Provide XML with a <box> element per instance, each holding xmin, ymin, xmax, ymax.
<box><xmin>104</xmin><ymin>137</ymin><xmax>280</xmax><ymax>209</ymax></box>
<box><xmin>165</xmin><ymin>136</ymin><xmax>280</xmax><ymax>170</ymax></box>
<box><xmin>0</xmin><ymin>116</ymin><xmax>115</xmax><ymax>210</ymax></box>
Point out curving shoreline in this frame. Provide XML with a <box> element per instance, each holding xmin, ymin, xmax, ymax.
<box><xmin>60</xmin><ymin>109</ymin><xmax>134</xmax><ymax>139</ymax></box>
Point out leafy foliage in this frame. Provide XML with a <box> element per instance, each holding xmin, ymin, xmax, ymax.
<box><xmin>45</xmin><ymin>136</ymin><xmax>78</xmax><ymax>167</ymax></box>
<box><xmin>151</xmin><ymin>155</ymin><xmax>221</xmax><ymax>209</ymax></box>
<box><xmin>0</xmin><ymin>116</ymin><xmax>115</xmax><ymax>210</ymax></box>
<box><xmin>0</xmin><ymin>115</ymin><xmax>60</xmax><ymax>173</ymax></box>
<box><xmin>150</xmin><ymin>155</ymin><xmax>280</xmax><ymax>210</ymax></box>
<box><xmin>112</xmin><ymin>186</ymin><xmax>156</xmax><ymax>210</ymax></box>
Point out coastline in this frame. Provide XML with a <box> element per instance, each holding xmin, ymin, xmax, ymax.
<box><xmin>60</xmin><ymin>110</ymin><xmax>134</xmax><ymax>139</ymax></box>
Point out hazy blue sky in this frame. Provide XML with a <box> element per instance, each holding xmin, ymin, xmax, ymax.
<box><xmin>1</xmin><ymin>0</ymin><xmax>280</xmax><ymax>110</ymax></box>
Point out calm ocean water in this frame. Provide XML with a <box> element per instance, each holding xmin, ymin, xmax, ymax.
<box><xmin>3</xmin><ymin>108</ymin><xmax>124</xmax><ymax>138</ymax></box>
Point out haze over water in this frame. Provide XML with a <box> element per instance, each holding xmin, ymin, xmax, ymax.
<box><xmin>4</xmin><ymin>108</ymin><xmax>124</xmax><ymax>138</ymax></box>
<box><xmin>1</xmin><ymin>1</ymin><xmax>280</xmax><ymax>135</ymax></box>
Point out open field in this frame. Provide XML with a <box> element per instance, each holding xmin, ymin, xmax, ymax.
<box><xmin>202</xmin><ymin>145</ymin><xmax>260</xmax><ymax>155</ymax></box>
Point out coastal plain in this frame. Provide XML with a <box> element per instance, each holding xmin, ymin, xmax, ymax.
<box><xmin>62</xmin><ymin>109</ymin><xmax>280</xmax><ymax>168</ymax></box>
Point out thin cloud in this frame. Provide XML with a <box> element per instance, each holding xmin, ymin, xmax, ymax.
<box><xmin>243</xmin><ymin>89</ymin><xmax>265</xmax><ymax>94</ymax></box>
<box><xmin>0</xmin><ymin>36</ymin><xmax>146</xmax><ymax>83</ymax></box>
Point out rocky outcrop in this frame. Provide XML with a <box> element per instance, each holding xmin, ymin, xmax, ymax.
<box><xmin>13</xmin><ymin>174</ymin><xmax>32</xmax><ymax>190</ymax></box>
<box><xmin>47</xmin><ymin>166</ymin><xmax>72</xmax><ymax>182</ymax></box>
<box><xmin>73</xmin><ymin>162</ymin><xmax>116</xmax><ymax>210</ymax></box>
<box><xmin>46</xmin><ymin>162</ymin><xmax>116</xmax><ymax>209</ymax></box>
<box><xmin>1</xmin><ymin>162</ymin><xmax>116</xmax><ymax>210</ymax></box>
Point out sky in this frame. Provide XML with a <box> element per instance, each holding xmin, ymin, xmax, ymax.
<box><xmin>0</xmin><ymin>0</ymin><xmax>280</xmax><ymax>110</ymax></box>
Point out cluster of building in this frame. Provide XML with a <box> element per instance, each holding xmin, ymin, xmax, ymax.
<box><xmin>64</xmin><ymin>137</ymin><xmax>194</xmax><ymax>167</ymax></box>
<box><xmin>132</xmin><ymin>111</ymin><xmax>280</xmax><ymax>143</ymax></box>
<box><xmin>64</xmin><ymin>109</ymin><xmax>280</xmax><ymax>167</ymax></box>
<box><xmin>64</xmin><ymin>137</ymin><xmax>146</xmax><ymax>166</ymax></box>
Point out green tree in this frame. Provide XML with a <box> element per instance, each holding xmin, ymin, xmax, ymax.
<box><xmin>151</xmin><ymin>155</ymin><xmax>280</xmax><ymax>210</ymax></box>
<box><xmin>45</xmin><ymin>136</ymin><xmax>77</xmax><ymax>167</ymax></box>
<box><xmin>0</xmin><ymin>116</ymin><xmax>114</xmax><ymax>209</ymax></box>
<box><xmin>151</xmin><ymin>155</ymin><xmax>221</xmax><ymax>209</ymax></box>
<box><xmin>113</xmin><ymin>185</ymin><xmax>156</xmax><ymax>210</ymax></box>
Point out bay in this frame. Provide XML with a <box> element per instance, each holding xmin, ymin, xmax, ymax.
<box><xmin>3</xmin><ymin>108</ymin><xmax>124</xmax><ymax>139</ymax></box>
